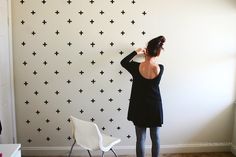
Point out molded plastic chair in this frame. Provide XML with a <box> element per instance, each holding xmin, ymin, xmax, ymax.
<box><xmin>69</xmin><ymin>116</ymin><xmax>121</xmax><ymax>157</ymax></box>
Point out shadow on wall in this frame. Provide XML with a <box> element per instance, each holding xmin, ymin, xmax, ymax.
<box><xmin>231</xmin><ymin>0</ymin><xmax>236</xmax><ymax>8</ymax></box>
<box><xmin>159</xmin><ymin>49</ymin><xmax>236</xmax><ymax>147</ymax></box>
<box><xmin>189</xmin><ymin>102</ymin><xmax>234</xmax><ymax>145</ymax></box>
<box><xmin>234</xmin><ymin>52</ymin><xmax>236</xmax><ymax>109</ymax></box>
<box><xmin>183</xmin><ymin>52</ymin><xmax>236</xmax><ymax>144</ymax></box>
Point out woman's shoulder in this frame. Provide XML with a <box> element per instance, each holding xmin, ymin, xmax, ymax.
<box><xmin>131</xmin><ymin>61</ymin><xmax>140</xmax><ymax>65</ymax></box>
<box><xmin>129</xmin><ymin>61</ymin><xmax>140</xmax><ymax>69</ymax></box>
<box><xmin>154</xmin><ymin>64</ymin><xmax>164</xmax><ymax>75</ymax></box>
<box><xmin>153</xmin><ymin>64</ymin><xmax>164</xmax><ymax>69</ymax></box>
<box><xmin>158</xmin><ymin>64</ymin><xmax>164</xmax><ymax>69</ymax></box>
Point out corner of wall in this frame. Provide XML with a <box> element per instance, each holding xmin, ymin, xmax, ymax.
<box><xmin>231</xmin><ymin>145</ymin><xmax>236</xmax><ymax>155</ymax></box>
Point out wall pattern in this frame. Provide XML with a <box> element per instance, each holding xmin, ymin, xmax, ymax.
<box><xmin>13</xmin><ymin>0</ymin><xmax>154</xmax><ymax>147</ymax></box>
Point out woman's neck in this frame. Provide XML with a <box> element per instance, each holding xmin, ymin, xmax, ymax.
<box><xmin>145</xmin><ymin>55</ymin><xmax>156</xmax><ymax>64</ymax></box>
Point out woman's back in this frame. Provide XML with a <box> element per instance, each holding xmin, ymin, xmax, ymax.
<box><xmin>139</xmin><ymin>62</ymin><xmax>160</xmax><ymax>80</ymax></box>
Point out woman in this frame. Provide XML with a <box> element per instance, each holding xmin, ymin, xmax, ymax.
<box><xmin>120</xmin><ymin>36</ymin><xmax>166</xmax><ymax>157</ymax></box>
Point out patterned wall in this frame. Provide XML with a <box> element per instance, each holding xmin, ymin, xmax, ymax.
<box><xmin>13</xmin><ymin>0</ymin><xmax>155</xmax><ymax>147</ymax></box>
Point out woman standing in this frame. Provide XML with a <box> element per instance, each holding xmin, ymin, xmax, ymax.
<box><xmin>120</xmin><ymin>36</ymin><xmax>166</xmax><ymax>157</ymax></box>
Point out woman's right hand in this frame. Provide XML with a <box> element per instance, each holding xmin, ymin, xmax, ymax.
<box><xmin>136</xmin><ymin>48</ymin><xmax>146</xmax><ymax>55</ymax></box>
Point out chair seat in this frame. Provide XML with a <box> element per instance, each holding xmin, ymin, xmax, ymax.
<box><xmin>101</xmin><ymin>134</ymin><xmax>121</xmax><ymax>152</ymax></box>
<box><xmin>69</xmin><ymin>116</ymin><xmax>121</xmax><ymax>157</ymax></box>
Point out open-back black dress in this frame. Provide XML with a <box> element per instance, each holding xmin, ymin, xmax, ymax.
<box><xmin>120</xmin><ymin>51</ymin><xmax>164</xmax><ymax>127</ymax></box>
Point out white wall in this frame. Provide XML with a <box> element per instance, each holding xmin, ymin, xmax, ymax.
<box><xmin>232</xmin><ymin>104</ymin><xmax>236</xmax><ymax>155</ymax></box>
<box><xmin>0</xmin><ymin>0</ymin><xmax>16</xmax><ymax>144</ymax></box>
<box><xmin>12</xmin><ymin>0</ymin><xmax>236</xmax><ymax>155</ymax></box>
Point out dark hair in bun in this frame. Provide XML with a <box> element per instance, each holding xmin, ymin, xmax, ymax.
<box><xmin>147</xmin><ymin>36</ymin><xmax>166</xmax><ymax>57</ymax></box>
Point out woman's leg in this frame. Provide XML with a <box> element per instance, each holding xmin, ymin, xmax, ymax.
<box><xmin>150</xmin><ymin>127</ymin><xmax>160</xmax><ymax>157</ymax></box>
<box><xmin>135</xmin><ymin>126</ymin><xmax>146</xmax><ymax>157</ymax></box>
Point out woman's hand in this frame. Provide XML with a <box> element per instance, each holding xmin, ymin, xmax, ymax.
<box><xmin>136</xmin><ymin>48</ymin><xmax>146</xmax><ymax>55</ymax></box>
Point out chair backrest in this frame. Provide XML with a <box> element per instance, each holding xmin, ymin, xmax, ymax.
<box><xmin>70</xmin><ymin>116</ymin><xmax>102</xmax><ymax>151</ymax></box>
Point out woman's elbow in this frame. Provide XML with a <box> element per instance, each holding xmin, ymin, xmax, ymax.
<box><xmin>120</xmin><ymin>60</ymin><xmax>126</xmax><ymax>67</ymax></box>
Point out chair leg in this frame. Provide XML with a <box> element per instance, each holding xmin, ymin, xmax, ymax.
<box><xmin>101</xmin><ymin>151</ymin><xmax>105</xmax><ymax>157</ymax></box>
<box><xmin>68</xmin><ymin>140</ymin><xmax>76</xmax><ymax>157</ymax></box>
<box><xmin>110</xmin><ymin>148</ymin><xmax>118</xmax><ymax>157</ymax></box>
<box><xmin>87</xmin><ymin>150</ymin><xmax>92</xmax><ymax>157</ymax></box>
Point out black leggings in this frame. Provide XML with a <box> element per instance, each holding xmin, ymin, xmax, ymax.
<box><xmin>135</xmin><ymin>126</ymin><xmax>160</xmax><ymax>157</ymax></box>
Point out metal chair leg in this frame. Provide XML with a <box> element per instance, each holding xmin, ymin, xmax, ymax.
<box><xmin>110</xmin><ymin>148</ymin><xmax>118</xmax><ymax>157</ymax></box>
<box><xmin>101</xmin><ymin>151</ymin><xmax>105</xmax><ymax>157</ymax></box>
<box><xmin>68</xmin><ymin>140</ymin><xmax>76</xmax><ymax>157</ymax></box>
<box><xmin>87</xmin><ymin>150</ymin><xmax>92</xmax><ymax>157</ymax></box>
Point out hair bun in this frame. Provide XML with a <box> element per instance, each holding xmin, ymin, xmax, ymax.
<box><xmin>158</xmin><ymin>36</ymin><xmax>166</xmax><ymax>48</ymax></box>
<box><xmin>147</xmin><ymin>35</ymin><xmax>166</xmax><ymax>57</ymax></box>
<box><xmin>160</xmin><ymin>36</ymin><xmax>166</xmax><ymax>44</ymax></box>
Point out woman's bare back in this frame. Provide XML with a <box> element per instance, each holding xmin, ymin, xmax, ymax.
<box><xmin>139</xmin><ymin>62</ymin><xmax>160</xmax><ymax>79</ymax></box>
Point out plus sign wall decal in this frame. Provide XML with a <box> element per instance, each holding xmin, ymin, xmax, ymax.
<box><xmin>14</xmin><ymin>0</ymin><xmax>149</xmax><ymax>146</ymax></box>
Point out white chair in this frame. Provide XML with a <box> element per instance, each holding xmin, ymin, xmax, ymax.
<box><xmin>69</xmin><ymin>116</ymin><xmax>121</xmax><ymax>157</ymax></box>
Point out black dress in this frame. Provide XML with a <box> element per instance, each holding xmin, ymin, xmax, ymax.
<box><xmin>120</xmin><ymin>51</ymin><xmax>164</xmax><ymax>127</ymax></box>
<box><xmin>0</xmin><ymin>120</ymin><xmax>2</xmax><ymax>134</ymax></box>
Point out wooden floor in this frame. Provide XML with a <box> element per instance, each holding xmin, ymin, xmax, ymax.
<box><xmin>24</xmin><ymin>152</ymin><xmax>235</xmax><ymax>157</ymax></box>
<box><xmin>160</xmin><ymin>152</ymin><xmax>235</xmax><ymax>157</ymax></box>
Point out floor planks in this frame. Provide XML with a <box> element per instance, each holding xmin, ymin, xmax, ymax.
<box><xmin>23</xmin><ymin>152</ymin><xmax>235</xmax><ymax>157</ymax></box>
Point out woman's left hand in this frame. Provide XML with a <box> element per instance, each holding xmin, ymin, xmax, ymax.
<box><xmin>136</xmin><ymin>48</ymin><xmax>146</xmax><ymax>55</ymax></box>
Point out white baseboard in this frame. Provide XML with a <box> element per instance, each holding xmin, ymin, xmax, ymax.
<box><xmin>231</xmin><ymin>145</ymin><xmax>236</xmax><ymax>155</ymax></box>
<box><xmin>22</xmin><ymin>142</ymin><xmax>232</xmax><ymax>156</ymax></box>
